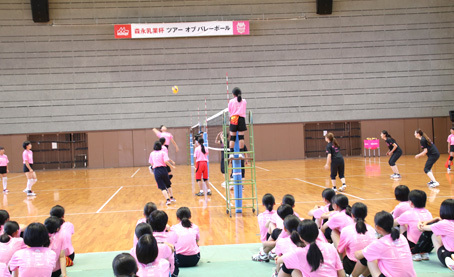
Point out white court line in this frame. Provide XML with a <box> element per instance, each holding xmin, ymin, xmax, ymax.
<box><xmin>255</xmin><ymin>166</ymin><xmax>270</xmax><ymax>172</ymax></box>
<box><xmin>209</xmin><ymin>181</ymin><xmax>226</xmax><ymax>201</ymax></box>
<box><xmin>294</xmin><ymin>178</ymin><xmax>365</xmax><ymax>200</ymax></box>
<box><xmin>6</xmin><ymin>175</ymin><xmax>24</xmax><ymax>180</ymax></box>
<box><xmin>350</xmin><ymin>157</ymin><xmax>405</xmax><ymax>165</ymax></box>
<box><xmin>96</xmin><ymin>186</ymin><xmax>123</xmax><ymax>213</ymax></box>
<box><xmin>130</xmin><ymin>168</ymin><xmax>140</xmax><ymax>178</ymax></box>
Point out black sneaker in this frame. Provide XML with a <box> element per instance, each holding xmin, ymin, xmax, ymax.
<box><xmin>195</xmin><ymin>192</ymin><xmax>204</xmax><ymax>196</ymax></box>
<box><xmin>207</xmin><ymin>190</ymin><xmax>212</xmax><ymax>196</ymax></box>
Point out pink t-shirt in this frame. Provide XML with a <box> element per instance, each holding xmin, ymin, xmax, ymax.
<box><xmin>282</xmin><ymin>242</ymin><xmax>343</xmax><ymax>277</ymax></box>
<box><xmin>170</xmin><ymin>223</ymin><xmax>200</xmax><ymax>255</ymax></box>
<box><xmin>338</xmin><ymin>223</ymin><xmax>376</xmax><ymax>262</ymax></box>
<box><xmin>161</xmin><ymin>146</ymin><xmax>168</xmax><ymax>155</ymax></box>
<box><xmin>131</xmin><ymin>243</ymin><xmax>175</xmax><ymax>274</ymax></box>
<box><xmin>22</xmin><ymin>150</ymin><xmax>33</xmax><ymax>164</ymax></box>
<box><xmin>257</xmin><ymin>210</ymin><xmax>276</xmax><ymax>242</ymax></box>
<box><xmin>0</xmin><ymin>262</ymin><xmax>8</xmax><ymax>277</ymax></box>
<box><xmin>312</xmin><ymin>204</ymin><xmax>330</xmax><ymax>219</ymax></box>
<box><xmin>9</xmin><ymin>247</ymin><xmax>57</xmax><ymax>277</ymax></box>
<box><xmin>327</xmin><ymin>210</ymin><xmax>354</xmax><ymax>232</ymax></box>
<box><xmin>149</xmin><ymin>150</ymin><xmax>169</xmax><ymax>169</ymax></box>
<box><xmin>271</xmin><ymin>211</ymin><xmax>300</xmax><ymax>230</ymax></box>
<box><xmin>275</xmin><ymin>232</ymin><xmax>297</xmax><ymax>256</ymax></box>
<box><xmin>194</xmin><ymin>146</ymin><xmax>209</xmax><ymax>162</ymax></box>
<box><xmin>0</xmin><ymin>155</ymin><xmax>9</xmax><ymax>167</ymax></box>
<box><xmin>153</xmin><ymin>230</ymin><xmax>178</xmax><ymax>246</ymax></box>
<box><xmin>137</xmin><ymin>259</ymin><xmax>170</xmax><ymax>277</ymax></box>
<box><xmin>447</xmin><ymin>134</ymin><xmax>454</xmax><ymax>145</ymax></box>
<box><xmin>61</xmin><ymin>222</ymin><xmax>74</xmax><ymax>255</ymax></box>
<box><xmin>0</xmin><ymin>237</ymin><xmax>26</xmax><ymax>265</ymax></box>
<box><xmin>431</xmin><ymin>219</ymin><xmax>454</xmax><ymax>251</ymax></box>
<box><xmin>362</xmin><ymin>234</ymin><xmax>416</xmax><ymax>277</ymax></box>
<box><xmin>397</xmin><ymin>208</ymin><xmax>433</xmax><ymax>243</ymax></box>
<box><xmin>48</xmin><ymin>231</ymin><xmax>69</xmax><ymax>272</ymax></box>
<box><xmin>392</xmin><ymin>201</ymin><xmax>412</xmax><ymax>219</ymax></box>
<box><xmin>158</xmin><ymin>132</ymin><xmax>173</xmax><ymax>146</ymax></box>
<box><xmin>228</xmin><ymin>97</ymin><xmax>247</xmax><ymax>118</ymax></box>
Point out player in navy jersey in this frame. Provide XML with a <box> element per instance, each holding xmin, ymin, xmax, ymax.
<box><xmin>415</xmin><ymin>129</ymin><xmax>440</xmax><ymax>188</ymax></box>
<box><xmin>381</xmin><ymin>130</ymin><xmax>403</xmax><ymax>179</ymax></box>
<box><xmin>324</xmin><ymin>133</ymin><xmax>346</xmax><ymax>192</ymax></box>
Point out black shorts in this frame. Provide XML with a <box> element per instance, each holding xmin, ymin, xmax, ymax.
<box><xmin>343</xmin><ymin>256</ymin><xmax>367</xmax><ymax>274</ymax></box>
<box><xmin>389</xmin><ymin>149</ymin><xmax>402</xmax><ymax>166</ymax></box>
<box><xmin>281</xmin><ymin>263</ymin><xmax>293</xmax><ymax>274</ymax></box>
<box><xmin>424</xmin><ymin>154</ymin><xmax>440</xmax><ymax>173</ymax></box>
<box><xmin>437</xmin><ymin>245</ymin><xmax>454</xmax><ymax>267</ymax></box>
<box><xmin>23</xmin><ymin>164</ymin><xmax>33</xmax><ymax>173</ymax></box>
<box><xmin>450</xmin><ymin>145</ymin><xmax>454</xmax><ymax>153</ymax></box>
<box><xmin>153</xmin><ymin>167</ymin><xmax>172</xmax><ymax>191</ymax></box>
<box><xmin>0</xmin><ymin>166</ymin><xmax>6</xmax><ymax>174</ymax></box>
<box><xmin>176</xmin><ymin>253</ymin><xmax>200</xmax><ymax>267</ymax></box>
<box><xmin>330</xmin><ymin>158</ymin><xmax>345</xmax><ymax>179</ymax></box>
<box><xmin>166</xmin><ymin>165</ymin><xmax>171</xmax><ymax>173</ymax></box>
<box><xmin>229</xmin><ymin>116</ymin><xmax>247</xmax><ymax>132</ymax></box>
<box><xmin>271</xmin><ymin>228</ymin><xmax>282</xmax><ymax>241</ymax></box>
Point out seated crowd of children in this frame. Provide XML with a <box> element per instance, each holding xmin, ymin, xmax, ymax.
<box><xmin>251</xmin><ymin>187</ymin><xmax>454</xmax><ymax>277</ymax></box>
<box><xmin>0</xmin><ymin>205</ymin><xmax>75</xmax><ymax>277</ymax></box>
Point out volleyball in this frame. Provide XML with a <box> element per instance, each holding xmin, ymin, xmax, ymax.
<box><xmin>172</xmin><ymin>86</ymin><xmax>178</xmax><ymax>94</ymax></box>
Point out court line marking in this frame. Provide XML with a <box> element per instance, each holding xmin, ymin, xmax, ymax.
<box><xmin>96</xmin><ymin>186</ymin><xmax>123</xmax><ymax>213</ymax></box>
<box><xmin>294</xmin><ymin>178</ymin><xmax>365</xmax><ymax>200</ymax></box>
<box><xmin>350</xmin><ymin>157</ymin><xmax>405</xmax><ymax>165</ymax></box>
<box><xmin>255</xmin><ymin>166</ymin><xmax>270</xmax><ymax>172</ymax></box>
<box><xmin>130</xmin><ymin>168</ymin><xmax>140</xmax><ymax>178</ymax></box>
<box><xmin>209</xmin><ymin>181</ymin><xmax>226</xmax><ymax>201</ymax></box>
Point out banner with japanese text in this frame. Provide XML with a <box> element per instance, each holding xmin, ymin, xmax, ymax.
<box><xmin>115</xmin><ymin>21</ymin><xmax>249</xmax><ymax>39</ymax></box>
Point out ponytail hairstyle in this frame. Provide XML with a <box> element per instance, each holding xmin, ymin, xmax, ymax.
<box><xmin>135</xmin><ymin>223</ymin><xmax>152</xmax><ymax>240</ymax></box>
<box><xmin>325</xmin><ymin>133</ymin><xmax>339</xmax><ymax>148</ymax></box>
<box><xmin>136</xmin><ymin>234</ymin><xmax>159</xmax><ymax>265</ymax></box>
<box><xmin>322</xmin><ymin>188</ymin><xmax>335</xmax><ymax>210</ymax></box>
<box><xmin>112</xmin><ymin>253</ymin><xmax>138</xmax><ymax>277</ymax></box>
<box><xmin>352</xmin><ymin>202</ymin><xmax>367</xmax><ymax>234</ymax></box>
<box><xmin>153</xmin><ymin>141</ymin><xmax>162</xmax><ymax>151</ymax></box>
<box><xmin>0</xmin><ymin>210</ymin><xmax>9</xmax><ymax>226</ymax></box>
<box><xmin>262</xmin><ymin>193</ymin><xmax>275</xmax><ymax>212</ymax></box>
<box><xmin>415</xmin><ymin>129</ymin><xmax>432</xmax><ymax>146</ymax></box>
<box><xmin>143</xmin><ymin>202</ymin><xmax>157</xmax><ymax>220</ymax></box>
<box><xmin>381</xmin><ymin>130</ymin><xmax>391</xmax><ymax>139</ymax></box>
<box><xmin>332</xmin><ymin>194</ymin><xmax>351</xmax><ymax>216</ymax></box>
<box><xmin>232</xmin><ymin>87</ymin><xmax>242</xmax><ymax>102</ymax></box>
<box><xmin>159</xmin><ymin>137</ymin><xmax>166</xmax><ymax>146</ymax></box>
<box><xmin>44</xmin><ymin>216</ymin><xmax>64</xmax><ymax>234</ymax></box>
<box><xmin>374</xmin><ymin>211</ymin><xmax>400</xmax><ymax>241</ymax></box>
<box><xmin>176</xmin><ymin>207</ymin><xmax>193</xmax><ymax>228</ymax></box>
<box><xmin>297</xmin><ymin>220</ymin><xmax>324</xmax><ymax>272</ymax></box>
<box><xmin>284</xmin><ymin>215</ymin><xmax>301</xmax><ymax>244</ymax></box>
<box><xmin>198</xmin><ymin>138</ymin><xmax>206</xmax><ymax>154</ymax></box>
<box><xmin>0</xmin><ymin>221</ymin><xmax>20</xmax><ymax>243</ymax></box>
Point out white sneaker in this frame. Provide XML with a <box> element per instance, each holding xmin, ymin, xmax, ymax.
<box><xmin>23</xmin><ymin>188</ymin><xmax>28</xmax><ymax>193</ymax></box>
<box><xmin>445</xmin><ymin>256</ymin><xmax>454</xmax><ymax>272</ymax></box>
<box><xmin>421</xmin><ymin>253</ymin><xmax>430</xmax><ymax>260</ymax></box>
<box><xmin>390</xmin><ymin>173</ymin><xmax>397</xmax><ymax>178</ymax></box>
<box><xmin>428</xmin><ymin>181</ymin><xmax>440</xmax><ymax>188</ymax></box>
<box><xmin>268</xmin><ymin>250</ymin><xmax>277</xmax><ymax>260</ymax></box>
<box><xmin>27</xmin><ymin>191</ymin><xmax>36</xmax><ymax>196</ymax></box>
<box><xmin>221</xmin><ymin>181</ymin><xmax>226</xmax><ymax>188</ymax></box>
<box><xmin>333</xmin><ymin>187</ymin><xmax>337</xmax><ymax>192</ymax></box>
<box><xmin>338</xmin><ymin>185</ymin><xmax>347</xmax><ymax>192</ymax></box>
<box><xmin>412</xmin><ymin>253</ymin><xmax>422</xmax><ymax>261</ymax></box>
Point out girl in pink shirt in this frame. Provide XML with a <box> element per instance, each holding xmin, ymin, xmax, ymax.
<box><xmin>44</xmin><ymin>216</ymin><xmax>69</xmax><ymax>277</ymax></box>
<box><xmin>133</xmin><ymin>202</ymin><xmax>157</xmax><ymax>246</ymax></box>
<box><xmin>273</xmin><ymin>215</ymin><xmax>300</xmax><ymax>277</ymax></box>
<box><xmin>149</xmin><ymin>141</ymin><xmax>176</xmax><ymax>205</ymax></box>
<box><xmin>338</xmin><ymin>202</ymin><xmax>376</xmax><ymax>276</ymax></box>
<box><xmin>0</xmin><ymin>221</ymin><xmax>26</xmax><ymax>274</ymax></box>
<box><xmin>9</xmin><ymin>223</ymin><xmax>57</xmax><ymax>277</ymax></box>
<box><xmin>277</xmin><ymin>219</ymin><xmax>345</xmax><ymax>277</ymax></box>
<box><xmin>194</xmin><ymin>138</ymin><xmax>211</xmax><ymax>196</ymax></box>
<box><xmin>447</xmin><ymin>127</ymin><xmax>454</xmax><ymax>173</ymax></box>
<box><xmin>22</xmin><ymin>141</ymin><xmax>37</xmax><ymax>196</ymax></box>
<box><xmin>50</xmin><ymin>205</ymin><xmax>75</xmax><ymax>266</ymax></box>
<box><xmin>257</xmin><ymin>193</ymin><xmax>276</xmax><ymax>242</ymax></box>
<box><xmin>321</xmin><ymin>194</ymin><xmax>353</xmax><ymax>249</ymax></box>
<box><xmin>418</xmin><ymin>199</ymin><xmax>454</xmax><ymax>270</ymax></box>
<box><xmin>136</xmin><ymin>234</ymin><xmax>171</xmax><ymax>277</ymax></box>
<box><xmin>153</xmin><ymin>125</ymin><xmax>179</xmax><ymax>152</ymax></box>
<box><xmin>356</xmin><ymin>211</ymin><xmax>416</xmax><ymax>277</ymax></box>
<box><xmin>228</xmin><ymin>87</ymin><xmax>247</xmax><ymax>156</ymax></box>
<box><xmin>0</xmin><ymin>147</ymin><xmax>9</xmax><ymax>194</ymax></box>
<box><xmin>308</xmin><ymin>188</ymin><xmax>335</xmax><ymax>228</ymax></box>
<box><xmin>391</xmin><ymin>185</ymin><xmax>411</xmax><ymax>219</ymax></box>
<box><xmin>171</xmin><ymin>207</ymin><xmax>200</xmax><ymax>267</ymax></box>
<box><xmin>112</xmin><ymin>253</ymin><xmax>138</xmax><ymax>277</ymax></box>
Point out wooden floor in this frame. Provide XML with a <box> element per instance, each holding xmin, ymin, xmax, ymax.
<box><xmin>1</xmin><ymin>155</ymin><xmax>453</xmax><ymax>253</ymax></box>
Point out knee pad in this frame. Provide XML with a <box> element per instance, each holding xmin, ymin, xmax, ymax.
<box><xmin>238</xmin><ymin>135</ymin><xmax>244</xmax><ymax>140</ymax></box>
<box><xmin>450</xmin><ymin>156</ymin><xmax>453</xmax><ymax>161</ymax></box>
<box><xmin>230</xmin><ymin>136</ymin><xmax>236</xmax><ymax>142</ymax></box>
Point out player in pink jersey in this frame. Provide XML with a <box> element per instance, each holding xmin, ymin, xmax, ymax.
<box><xmin>257</xmin><ymin>193</ymin><xmax>276</xmax><ymax>242</ymax></box>
<box><xmin>396</xmin><ymin>189</ymin><xmax>433</xmax><ymax>261</ymax></box>
<box><xmin>171</xmin><ymin>207</ymin><xmax>200</xmax><ymax>267</ymax></box>
<box><xmin>135</xmin><ymin>234</ymin><xmax>171</xmax><ymax>277</ymax></box>
<box><xmin>356</xmin><ymin>211</ymin><xmax>416</xmax><ymax>277</ymax></box>
<box><xmin>44</xmin><ymin>216</ymin><xmax>69</xmax><ymax>277</ymax></box>
<box><xmin>112</xmin><ymin>253</ymin><xmax>138</xmax><ymax>277</ymax></box>
<box><xmin>133</xmin><ymin>202</ymin><xmax>157</xmax><ymax>246</ymax></box>
<box><xmin>0</xmin><ymin>221</ymin><xmax>26</xmax><ymax>271</ymax></box>
<box><xmin>0</xmin><ymin>147</ymin><xmax>9</xmax><ymax>194</ymax></box>
<box><xmin>153</xmin><ymin>125</ymin><xmax>179</xmax><ymax>152</ymax></box>
<box><xmin>418</xmin><ymin>199</ymin><xmax>454</xmax><ymax>271</ymax></box>
<box><xmin>273</xmin><ymin>215</ymin><xmax>300</xmax><ymax>277</ymax></box>
<box><xmin>194</xmin><ymin>138</ymin><xmax>211</xmax><ymax>196</ymax></box>
<box><xmin>322</xmin><ymin>194</ymin><xmax>354</xmax><ymax>249</ymax></box>
<box><xmin>0</xmin><ymin>210</ymin><xmax>9</xmax><ymax>233</ymax></box>
<box><xmin>447</xmin><ymin>127</ymin><xmax>454</xmax><ymax>173</ymax></box>
<box><xmin>22</xmin><ymin>141</ymin><xmax>37</xmax><ymax>196</ymax></box>
<box><xmin>391</xmin><ymin>185</ymin><xmax>411</xmax><ymax>219</ymax></box>
<box><xmin>50</xmin><ymin>205</ymin><xmax>75</xmax><ymax>266</ymax></box>
<box><xmin>278</xmin><ymin>219</ymin><xmax>345</xmax><ymax>277</ymax></box>
<box><xmin>228</xmin><ymin>87</ymin><xmax>247</xmax><ymax>156</ymax></box>
<box><xmin>338</xmin><ymin>202</ymin><xmax>376</xmax><ymax>277</ymax></box>
<box><xmin>9</xmin><ymin>222</ymin><xmax>57</xmax><ymax>277</ymax></box>
<box><xmin>149</xmin><ymin>142</ymin><xmax>176</xmax><ymax>205</ymax></box>
<box><xmin>159</xmin><ymin>137</ymin><xmax>176</xmax><ymax>181</ymax></box>
<box><xmin>308</xmin><ymin>188</ymin><xmax>335</xmax><ymax>228</ymax></box>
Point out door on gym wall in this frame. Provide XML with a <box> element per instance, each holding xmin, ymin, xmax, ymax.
<box><xmin>304</xmin><ymin>122</ymin><xmax>361</xmax><ymax>158</ymax></box>
<box><xmin>28</xmin><ymin>133</ymin><xmax>88</xmax><ymax>170</ymax></box>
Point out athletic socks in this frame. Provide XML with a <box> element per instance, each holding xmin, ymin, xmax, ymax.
<box><xmin>26</xmin><ymin>179</ymin><xmax>32</xmax><ymax>191</ymax></box>
<box><xmin>2</xmin><ymin>177</ymin><xmax>6</xmax><ymax>190</ymax></box>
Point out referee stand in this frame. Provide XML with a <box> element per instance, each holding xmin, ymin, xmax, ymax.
<box><xmin>223</xmin><ymin>110</ymin><xmax>258</xmax><ymax>216</ymax></box>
